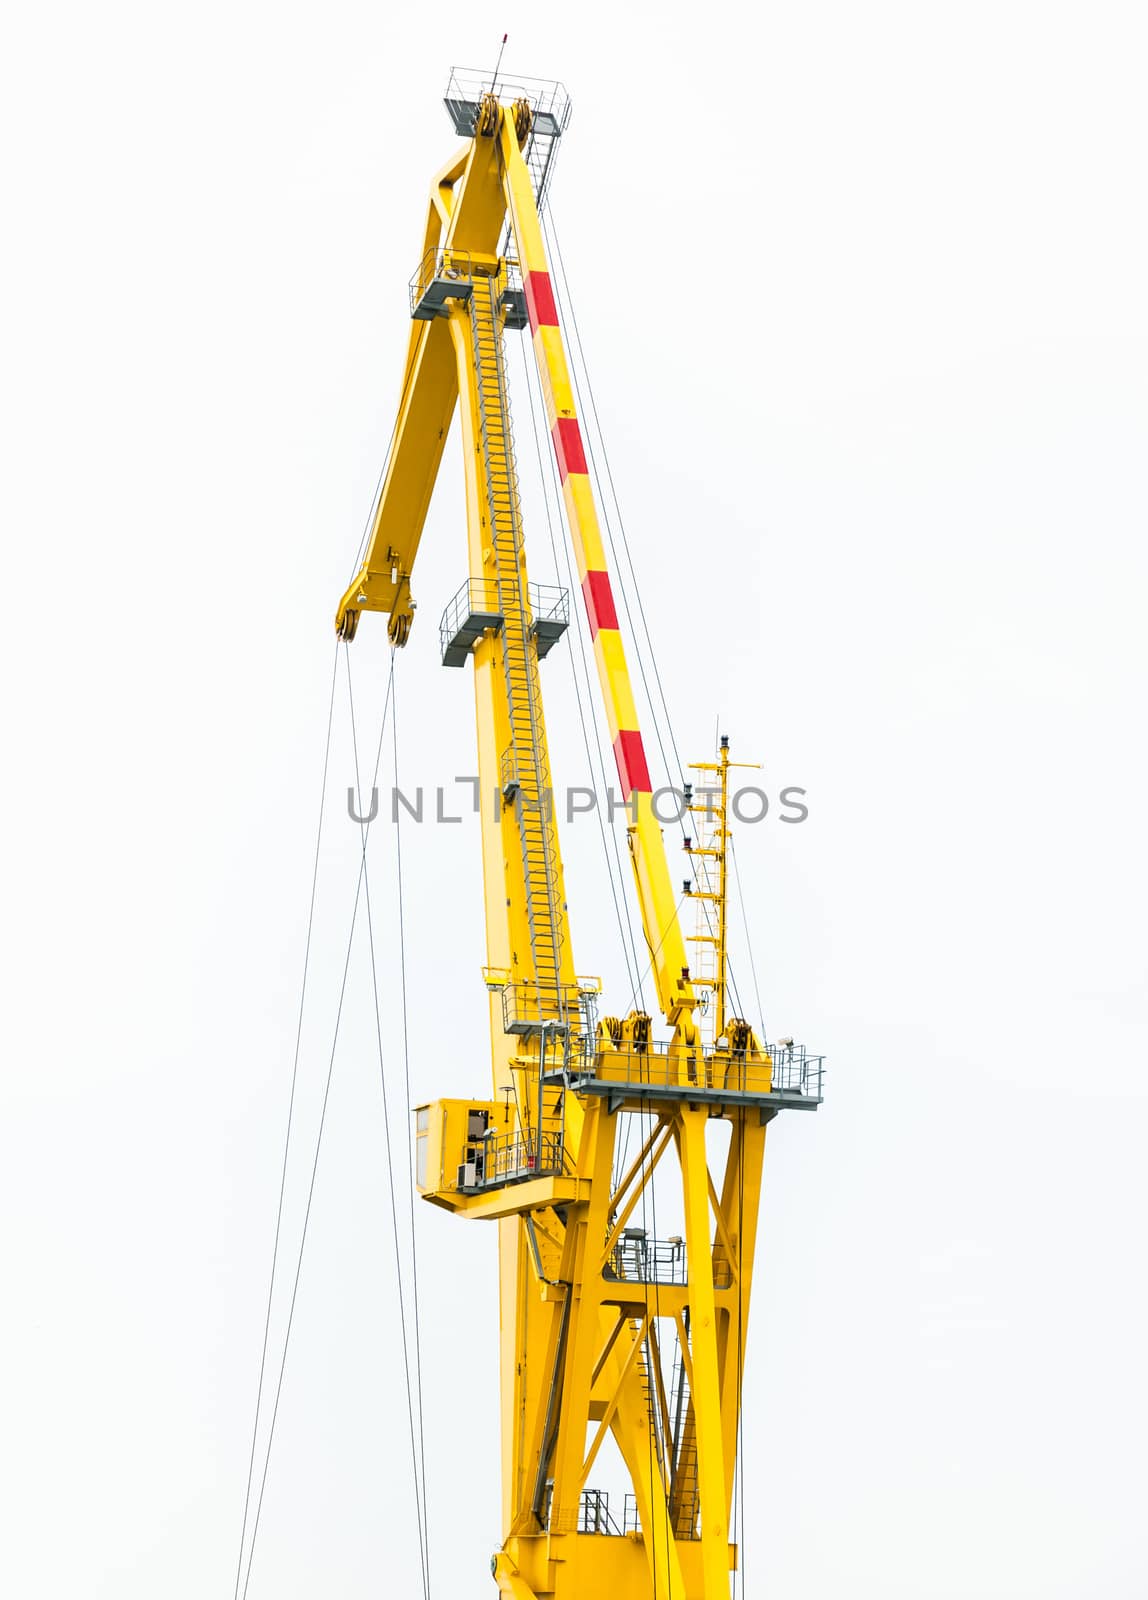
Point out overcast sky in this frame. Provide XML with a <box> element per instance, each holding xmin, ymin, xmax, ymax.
<box><xmin>2</xmin><ymin>3</ymin><xmax>1146</xmax><ymax>1597</ymax></box>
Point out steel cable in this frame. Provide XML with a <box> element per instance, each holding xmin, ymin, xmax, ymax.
<box><xmin>232</xmin><ymin>646</ymin><xmax>339</xmax><ymax>1600</ymax></box>
<box><xmin>347</xmin><ymin>649</ymin><xmax>431</xmax><ymax>1600</ymax></box>
<box><xmin>238</xmin><ymin>656</ymin><xmax>400</xmax><ymax>1599</ymax></box>
<box><xmin>390</xmin><ymin>660</ymin><xmax>432</xmax><ymax>1599</ymax></box>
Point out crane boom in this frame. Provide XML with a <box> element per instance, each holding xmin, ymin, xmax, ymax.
<box><xmin>336</xmin><ymin>71</ymin><xmax>823</xmax><ymax>1600</ymax></box>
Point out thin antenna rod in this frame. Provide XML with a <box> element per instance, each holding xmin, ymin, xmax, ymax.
<box><xmin>490</xmin><ymin>33</ymin><xmax>509</xmax><ymax>97</ymax></box>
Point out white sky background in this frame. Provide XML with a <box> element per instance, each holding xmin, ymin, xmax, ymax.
<box><xmin>1</xmin><ymin>2</ymin><xmax>1146</xmax><ymax>1596</ymax></box>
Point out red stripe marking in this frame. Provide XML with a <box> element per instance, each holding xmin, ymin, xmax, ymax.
<box><xmin>613</xmin><ymin>730</ymin><xmax>652</xmax><ymax>798</ymax></box>
<box><xmin>552</xmin><ymin>416</ymin><xmax>588</xmax><ymax>481</ymax></box>
<box><xmin>581</xmin><ymin>570</ymin><xmax>618</xmax><ymax>639</ymax></box>
<box><xmin>524</xmin><ymin>270</ymin><xmax>559</xmax><ymax>334</ymax></box>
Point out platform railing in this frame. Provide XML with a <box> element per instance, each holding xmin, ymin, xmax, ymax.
<box><xmin>409</xmin><ymin>246</ymin><xmax>477</xmax><ymax>316</ymax></box>
<box><xmin>445</xmin><ymin>68</ymin><xmax>572</xmax><ymax>137</ymax></box>
<box><xmin>439</xmin><ymin>579</ymin><xmax>570</xmax><ymax>664</ymax></box>
<box><xmin>766</xmin><ymin>1042</ymin><xmax>825</xmax><ymax>1098</ymax></box>
<box><xmin>530</xmin><ymin>582</ymin><xmax>570</xmax><ymax>631</ymax></box>
<box><xmin>500</xmin><ymin>980</ymin><xmax>599</xmax><ymax>1046</ymax></box>
<box><xmin>548</xmin><ymin>1486</ymin><xmax>619</xmax><ymax>1536</ymax></box>
<box><xmin>465</xmin><ymin>1130</ymin><xmax>567</xmax><ymax>1191</ymax></box>
<box><xmin>604</xmin><ymin>1235</ymin><xmax>734</xmax><ymax>1290</ymax></box>
<box><xmin>439</xmin><ymin>576</ymin><xmax>499</xmax><ymax>656</ymax></box>
<box><xmin>577</xmin><ymin>1040</ymin><xmax>773</xmax><ymax>1095</ymax></box>
<box><xmin>562</xmin><ymin>1038</ymin><xmax>825</xmax><ymax>1102</ymax></box>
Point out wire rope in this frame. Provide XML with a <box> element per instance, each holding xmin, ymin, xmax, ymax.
<box><xmin>238</xmin><ymin>657</ymin><xmax>400</xmax><ymax>1599</ymax></box>
<box><xmin>232</xmin><ymin>646</ymin><xmax>339</xmax><ymax>1600</ymax></box>
<box><xmin>238</xmin><ymin>303</ymin><xmax>435</xmax><ymax>1585</ymax></box>
<box><xmin>346</xmin><ymin>649</ymin><xmax>431</xmax><ymax>1600</ymax></box>
<box><xmin>391</xmin><ymin>657</ymin><xmax>432</xmax><ymax>1598</ymax></box>
<box><xmin>239</xmin><ymin>851</ymin><xmax>371</xmax><ymax>1598</ymax></box>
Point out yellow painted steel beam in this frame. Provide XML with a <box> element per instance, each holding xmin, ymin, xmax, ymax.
<box><xmin>336</xmin><ymin>126</ymin><xmax>509</xmax><ymax>644</ymax></box>
<box><xmin>334</xmin><ymin>310</ymin><xmax>457</xmax><ymax>643</ymax></box>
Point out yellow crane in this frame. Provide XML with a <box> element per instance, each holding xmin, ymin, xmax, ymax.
<box><xmin>337</xmin><ymin>68</ymin><xmax>823</xmax><ymax>1600</ymax></box>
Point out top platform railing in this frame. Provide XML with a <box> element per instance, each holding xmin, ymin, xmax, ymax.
<box><xmin>554</xmin><ymin>1038</ymin><xmax>826</xmax><ymax>1106</ymax></box>
<box><xmin>444</xmin><ymin>68</ymin><xmax>572</xmax><ymax>139</ymax></box>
